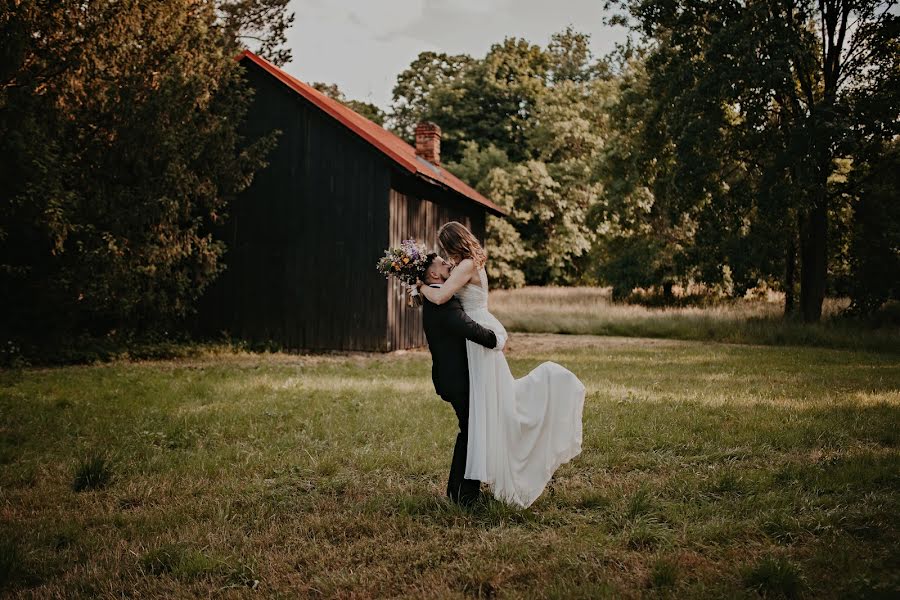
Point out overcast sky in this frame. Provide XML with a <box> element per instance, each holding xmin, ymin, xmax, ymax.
<box><xmin>282</xmin><ymin>0</ymin><xmax>630</xmax><ymax>110</ymax></box>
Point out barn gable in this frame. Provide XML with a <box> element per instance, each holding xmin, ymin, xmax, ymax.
<box><xmin>198</xmin><ymin>51</ymin><xmax>503</xmax><ymax>352</ymax></box>
<box><xmin>237</xmin><ymin>50</ymin><xmax>505</xmax><ymax>218</ymax></box>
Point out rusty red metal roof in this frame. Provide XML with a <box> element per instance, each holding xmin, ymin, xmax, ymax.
<box><xmin>237</xmin><ymin>50</ymin><xmax>505</xmax><ymax>217</ymax></box>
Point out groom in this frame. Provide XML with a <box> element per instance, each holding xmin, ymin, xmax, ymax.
<box><xmin>420</xmin><ymin>254</ymin><xmax>497</xmax><ymax>506</ymax></box>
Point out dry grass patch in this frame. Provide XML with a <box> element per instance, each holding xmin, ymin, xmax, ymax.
<box><xmin>491</xmin><ymin>287</ymin><xmax>898</xmax><ymax>353</ymax></box>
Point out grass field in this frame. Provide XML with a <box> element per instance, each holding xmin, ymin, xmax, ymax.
<box><xmin>2</xmin><ymin>333</ymin><xmax>898</xmax><ymax>598</ymax></box>
<box><xmin>491</xmin><ymin>287</ymin><xmax>899</xmax><ymax>353</ymax></box>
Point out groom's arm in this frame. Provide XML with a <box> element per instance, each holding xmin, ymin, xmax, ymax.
<box><xmin>432</xmin><ymin>297</ymin><xmax>497</xmax><ymax>349</ymax></box>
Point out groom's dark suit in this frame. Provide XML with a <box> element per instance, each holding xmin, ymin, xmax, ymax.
<box><xmin>422</xmin><ymin>286</ymin><xmax>497</xmax><ymax>505</ymax></box>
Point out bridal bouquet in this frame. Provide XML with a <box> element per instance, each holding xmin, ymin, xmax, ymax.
<box><xmin>376</xmin><ymin>239</ymin><xmax>434</xmax><ymax>306</ymax></box>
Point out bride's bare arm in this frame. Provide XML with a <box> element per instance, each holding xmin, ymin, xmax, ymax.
<box><xmin>417</xmin><ymin>258</ymin><xmax>476</xmax><ymax>305</ymax></box>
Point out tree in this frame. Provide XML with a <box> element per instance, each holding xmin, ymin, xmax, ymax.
<box><xmin>455</xmin><ymin>38</ymin><xmax>550</xmax><ymax>163</ymax></box>
<box><xmin>590</xmin><ymin>52</ymin><xmax>695</xmax><ymax>299</ymax></box>
<box><xmin>604</xmin><ymin>0</ymin><xmax>899</xmax><ymax>320</ymax></box>
<box><xmin>517</xmin><ymin>77</ymin><xmax>611</xmax><ymax>283</ymax></box>
<box><xmin>0</xmin><ymin>0</ymin><xmax>286</xmax><ymax>356</ymax></box>
<box><xmin>217</xmin><ymin>0</ymin><xmax>295</xmax><ymax>66</ymax></box>
<box><xmin>446</xmin><ymin>80</ymin><xmax>608</xmax><ymax>286</ymax></box>
<box><xmin>391</xmin><ymin>39</ymin><xmax>549</xmax><ymax>163</ymax></box>
<box><xmin>389</xmin><ymin>51</ymin><xmax>473</xmax><ymax>140</ymax></box>
<box><xmin>445</xmin><ymin>142</ymin><xmax>534</xmax><ymax>288</ymax></box>
<box><xmin>397</xmin><ymin>31</ymin><xmax>613</xmax><ymax>285</ymax></box>
<box><xmin>547</xmin><ymin>26</ymin><xmax>607</xmax><ymax>84</ymax></box>
<box><xmin>845</xmin><ymin>141</ymin><xmax>900</xmax><ymax>314</ymax></box>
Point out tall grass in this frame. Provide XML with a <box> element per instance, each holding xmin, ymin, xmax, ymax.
<box><xmin>491</xmin><ymin>286</ymin><xmax>899</xmax><ymax>352</ymax></box>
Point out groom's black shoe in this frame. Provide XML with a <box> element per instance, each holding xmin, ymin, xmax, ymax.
<box><xmin>466</xmin><ymin>491</ymin><xmax>489</xmax><ymax>508</ymax></box>
<box><xmin>452</xmin><ymin>488</ymin><xmax>489</xmax><ymax>509</ymax></box>
<box><xmin>448</xmin><ymin>485</ymin><xmax>479</xmax><ymax>506</ymax></box>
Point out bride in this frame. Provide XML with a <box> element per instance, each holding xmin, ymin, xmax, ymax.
<box><xmin>417</xmin><ymin>221</ymin><xmax>585</xmax><ymax>508</ymax></box>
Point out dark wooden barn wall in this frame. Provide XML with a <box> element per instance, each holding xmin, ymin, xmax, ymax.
<box><xmin>389</xmin><ymin>170</ymin><xmax>487</xmax><ymax>244</ymax></box>
<box><xmin>386</xmin><ymin>181</ymin><xmax>487</xmax><ymax>351</ymax></box>
<box><xmin>200</xmin><ymin>61</ymin><xmax>391</xmax><ymax>351</ymax></box>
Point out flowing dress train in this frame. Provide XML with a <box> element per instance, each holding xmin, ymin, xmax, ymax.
<box><xmin>459</xmin><ymin>268</ymin><xmax>585</xmax><ymax>508</ymax></box>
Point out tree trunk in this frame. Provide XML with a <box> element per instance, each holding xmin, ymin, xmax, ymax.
<box><xmin>784</xmin><ymin>229</ymin><xmax>796</xmax><ymax>316</ymax></box>
<box><xmin>799</xmin><ymin>193</ymin><xmax>828</xmax><ymax>322</ymax></box>
<box><xmin>662</xmin><ymin>281</ymin><xmax>674</xmax><ymax>303</ymax></box>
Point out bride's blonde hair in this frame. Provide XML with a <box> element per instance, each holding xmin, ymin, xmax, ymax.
<box><xmin>438</xmin><ymin>221</ymin><xmax>487</xmax><ymax>268</ymax></box>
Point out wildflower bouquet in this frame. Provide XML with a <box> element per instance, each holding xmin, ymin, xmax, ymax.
<box><xmin>376</xmin><ymin>239</ymin><xmax>434</xmax><ymax>306</ymax></box>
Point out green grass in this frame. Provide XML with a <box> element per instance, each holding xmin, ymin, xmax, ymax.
<box><xmin>742</xmin><ymin>555</ymin><xmax>806</xmax><ymax>598</ymax></box>
<box><xmin>71</xmin><ymin>454</ymin><xmax>113</xmax><ymax>492</ymax></box>
<box><xmin>491</xmin><ymin>287</ymin><xmax>899</xmax><ymax>353</ymax></box>
<box><xmin>1</xmin><ymin>334</ymin><xmax>898</xmax><ymax>598</ymax></box>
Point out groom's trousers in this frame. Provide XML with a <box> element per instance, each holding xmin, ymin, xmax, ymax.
<box><xmin>443</xmin><ymin>392</ymin><xmax>481</xmax><ymax>504</ymax></box>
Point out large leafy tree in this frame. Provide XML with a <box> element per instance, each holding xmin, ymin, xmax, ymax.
<box><xmin>428</xmin><ymin>30</ymin><xmax>612</xmax><ymax>286</ymax></box>
<box><xmin>389</xmin><ymin>51</ymin><xmax>473</xmax><ymax>141</ymax></box>
<box><xmin>604</xmin><ymin>0</ymin><xmax>899</xmax><ymax>320</ymax></box>
<box><xmin>392</xmin><ymin>38</ymin><xmax>549</xmax><ymax>163</ymax></box>
<box><xmin>0</xmin><ymin>0</ymin><xmax>287</xmax><ymax>355</ymax></box>
<box><xmin>595</xmin><ymin>50</ymin><xmax>772</xmax><ymax>301</ymax></box>
<box><xmin>444</xmin><ymin>142</ymin><xmax>534</xmax><ymax>288</ymax></box>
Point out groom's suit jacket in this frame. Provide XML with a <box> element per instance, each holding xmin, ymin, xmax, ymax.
<box><xmin>422</xmin><ymin>286</ymin><xmax>497</xmax><ymax>400</ymax></box>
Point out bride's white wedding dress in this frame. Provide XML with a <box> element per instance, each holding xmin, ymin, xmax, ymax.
<box><xmin>458</xmin><ymin>267</ymin><xmax>585</xmax><ymax>508</ymax></box>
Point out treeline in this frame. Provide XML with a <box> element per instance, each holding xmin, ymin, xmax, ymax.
<box><xmin>1</xmin><ymin>1</ymin><xmax>896</xmax><ymax>363</ymax></box>
<box><xmin>379</xmin><ymin>2</ymin><xmax>898</xmax><ymax>322</ymax></box>
<box><xmin>0</xmin><ymin>0</ymin><xmax>292</xmax><ymax>358</ymax></box>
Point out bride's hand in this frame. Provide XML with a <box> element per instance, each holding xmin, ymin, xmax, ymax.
<box><xmin>495</xmin><ymin>329</ymin><xmax>509</xmax><ymax>353</ymax></box>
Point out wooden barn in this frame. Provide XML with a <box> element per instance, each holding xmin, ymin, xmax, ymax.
<box><xmin>198</xmin><ymin>50</ymin><xmax>505</xmax><ymax>352</ymax></box>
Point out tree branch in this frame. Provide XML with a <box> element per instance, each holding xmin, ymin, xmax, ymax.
<box><xmin>830</xmin><ymin>0</ymin><xmax>851</xmax><ymax>89</ymax></box>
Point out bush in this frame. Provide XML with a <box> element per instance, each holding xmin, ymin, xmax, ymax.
<box><xmin>596</xmin><ymin>236</ymin><xmax>670</xmax><ymax>301</ymax></box>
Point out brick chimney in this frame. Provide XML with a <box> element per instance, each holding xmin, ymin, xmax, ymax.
<box><xmin>414</xmin><ymin>122</ymin><xmax>441</xmax><ymax>165</ymax></box>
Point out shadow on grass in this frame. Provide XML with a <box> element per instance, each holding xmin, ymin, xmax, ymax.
<box><xmin>377</xmin><ymin>492</ymin><xmax>541</xmax><ymax>529</ymax></box>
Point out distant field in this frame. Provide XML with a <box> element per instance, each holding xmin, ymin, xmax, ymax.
<box><xmin>491</xmin><ymin>287</ymin><xmax>898</xmax><ymax>353</ymax></box>
<box><xmin>2</xmin><ymin>334</ymin><xmax>898</xmax><ymax>598</ymax></box>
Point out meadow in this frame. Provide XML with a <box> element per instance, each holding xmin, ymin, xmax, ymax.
<box><xmin>491</xmin><ymin>287</ymin><xmax>898</xmax><ymax>353</ymax></box>
<box><xmin>1</xmin><ymin>331</ymin><xmax>898</xmax><ymax>598</ymax></box>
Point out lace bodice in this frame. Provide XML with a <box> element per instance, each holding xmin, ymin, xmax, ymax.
<box><xmin>457</xmin><ymin>267</ymin><xmax>489</xmax><ymax>313</ymax></box>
